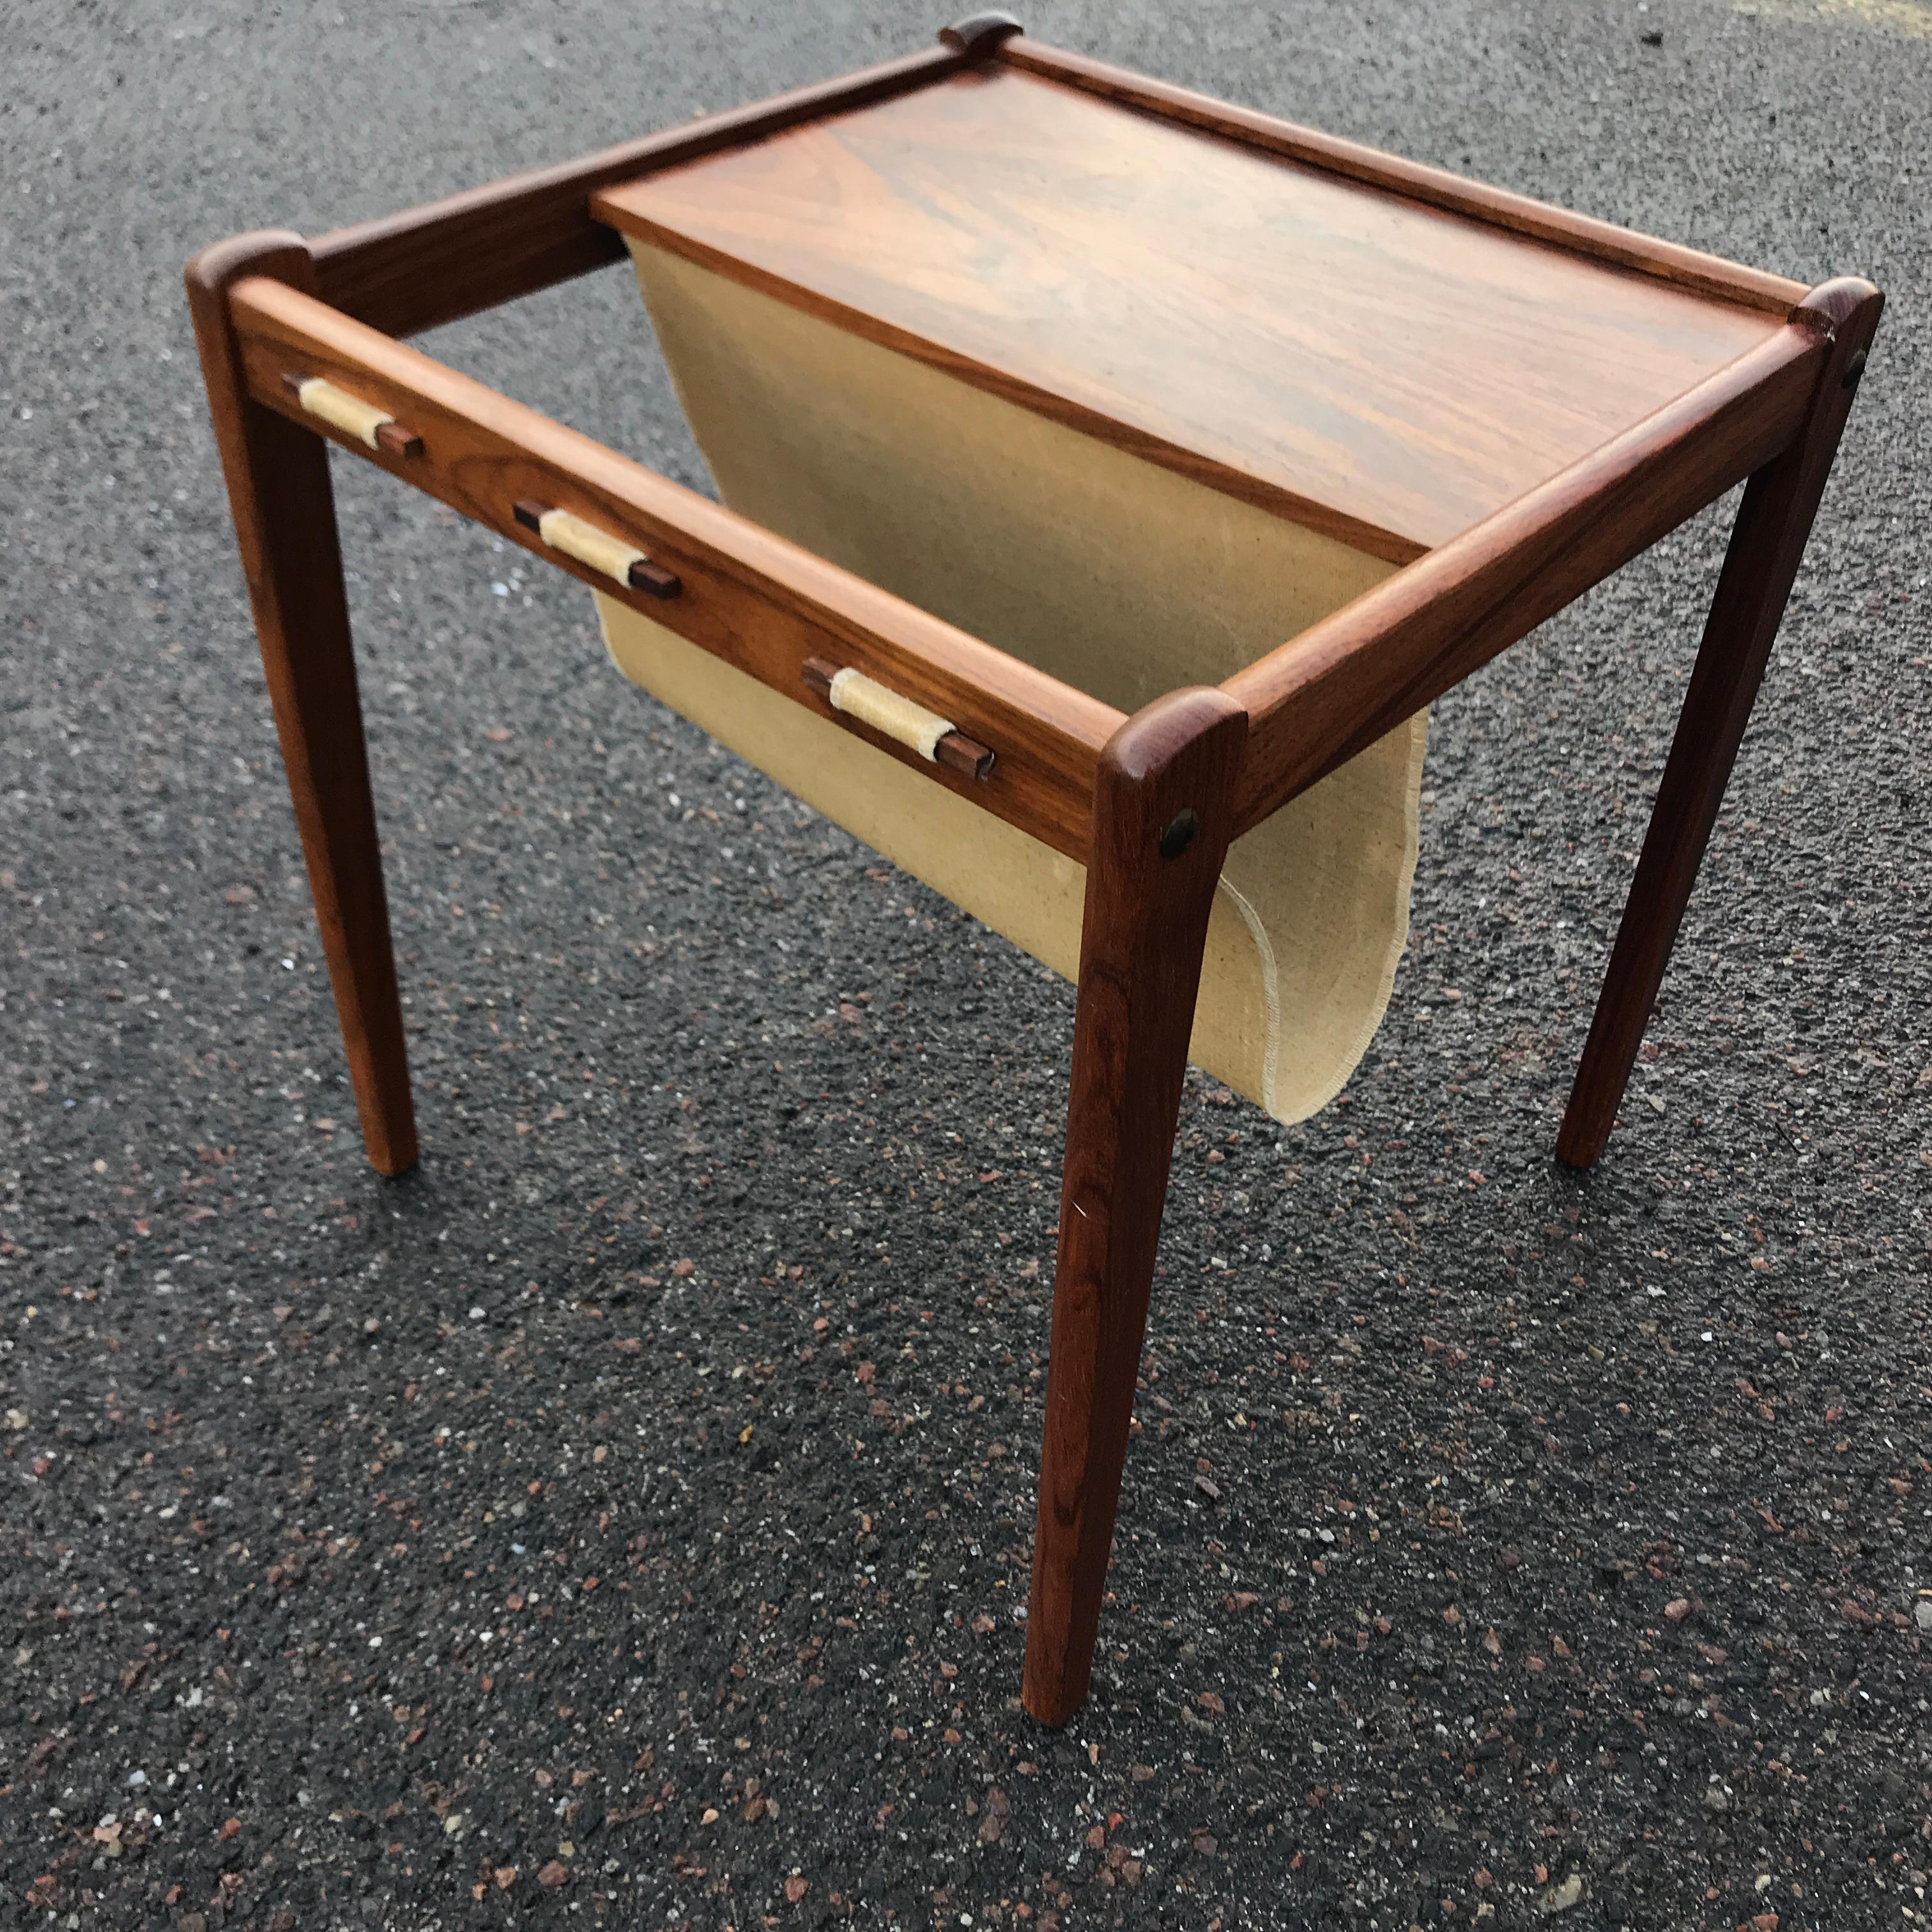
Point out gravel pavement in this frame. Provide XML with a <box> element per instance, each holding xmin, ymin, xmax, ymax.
<box><xmin>3</xmin><ymin>1</ymin><xmax>1929</xmax><ymax>1927</ymax></box>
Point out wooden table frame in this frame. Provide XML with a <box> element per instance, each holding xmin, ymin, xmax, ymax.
<box><xmin>186</xmin><ymin>14</ymin><xmax>1880</xmax><ymax>1726</ymax></box>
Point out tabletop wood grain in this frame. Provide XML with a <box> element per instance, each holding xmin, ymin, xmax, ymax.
<box><xmin>595</xmin><ymin>68</ymin><xmax>1785</xmax><ymax>562</ymax></box>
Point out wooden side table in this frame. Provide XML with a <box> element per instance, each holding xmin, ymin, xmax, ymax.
<box><xmin>186</xmin><ymin>13</ymin><xmax>1880</xmax><ymax>1724</ymax></box>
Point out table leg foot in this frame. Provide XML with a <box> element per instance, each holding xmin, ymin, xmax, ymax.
<box><xmin>187</xmin><ymin>233</ymin><xmax>418</xmax><ymax>1177</ymax></box>
<box><xmin>1558</xmin><ymin>279</ymin><xmax>1882</xmax><ymax>1172</ymax></box>
<box><xmin>1022</xmin><ymin>688</ymin><xmax>1245</xmax><ymax>1726</ymax></box>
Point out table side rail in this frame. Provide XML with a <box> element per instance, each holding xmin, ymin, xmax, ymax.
<box><xmin>1002</xmin><ymin>38</ymin><xmax>1807</xmax><ymax>317</ymax></box>
<box><xmin>1223</xmin><ymin>321</ymin><xmax>1825</xmax><ymax>836</ymax></box>
<box><xmin>228</xmin><ymin>275</ymin><xmax>1116</xmax><ymax>863</ymax></box>
<box><xmin>307</xmin><ymin>44</ymin><xmax>974</xmax><ymax>340</ymax></box>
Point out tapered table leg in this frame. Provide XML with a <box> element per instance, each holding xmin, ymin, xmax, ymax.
<box><xmin>187</xmin><ymin>232</ymin><xmax>418</xmax><ymax>1177</ymax></box>
<box><xmin>1022</xmin><ymin>688</ymin><xmax>1246</xmax><ymax>1726</ymax></box>
<box><xmin>1557</xmin><ymin>278</ymin><xmax>1882</xmax><ymax>1171</ymax></box>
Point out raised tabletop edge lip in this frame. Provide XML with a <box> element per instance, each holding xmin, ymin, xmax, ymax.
<box><xmin>578</xmin><ymin>34</ymin><xmax>1809</xmax><ymax>323</ymax></box>
<box><xmin>1000</xmin><ymin>38</ymin><xmax>1809</xmax><ymax>319</ymax></box>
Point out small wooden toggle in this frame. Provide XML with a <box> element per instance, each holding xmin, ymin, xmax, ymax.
<box><xmin>939</xmin><ymin>12</ymin><xmax>1025</xmax><ymax>56</ymax></box>
<box><xmin>282</xmin><ymin>372</ymin><xmax>421</xmax><ymax>457</ymax></box>
<box><xmin>800</xmin><ymin>656</ymin><xmax>995</xmax><ymax>779</ymax></box>
<box><xmin>512</xmin><ymin>498</ymin><xmax>680</xmax><ymax>599</ymax></box>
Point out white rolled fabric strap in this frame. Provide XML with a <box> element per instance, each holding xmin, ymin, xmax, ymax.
<box><xmin>537</xmin><ymin>507</ymin><xmax>647</xmax><ymax>586</ymax></box>
<box><xmin>295</xmin><ymin>376</ymin><xmax>396</xmax><ymax>450</ymax></box>
<box><xmin>512</xmin><ymin>500</ymin><xmax>680</xmax><ymax>599</ymax></box>
<box><xmin>825</xmin><ymin>665</ymin><xmax>954</xmax><ymax>762</ymax></box>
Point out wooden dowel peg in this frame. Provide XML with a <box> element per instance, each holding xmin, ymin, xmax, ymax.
<box><xmin>627</xmin><ymin>558</ymin><xmax>682</xmax><ymax>599</ymax></box>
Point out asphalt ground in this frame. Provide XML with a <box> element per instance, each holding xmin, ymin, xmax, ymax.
<box><xmin>3</xmin><ymin>1</ymin><xmax>1929</xmax><ymax>1927</ymax></box>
